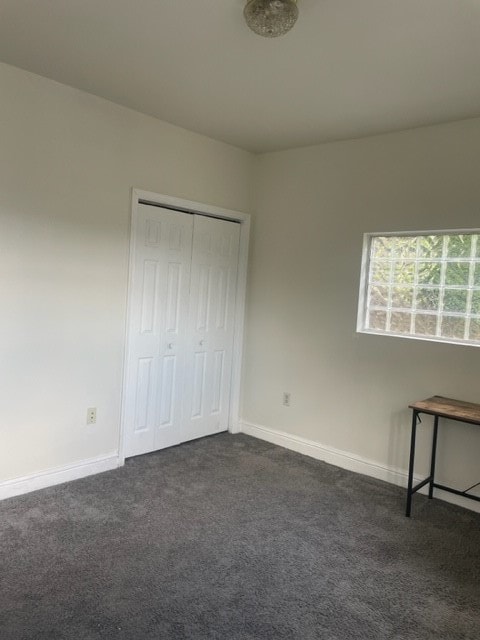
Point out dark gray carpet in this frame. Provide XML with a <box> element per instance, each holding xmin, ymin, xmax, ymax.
<box><xmin>1</xmin><ymin>434</ymin><xmax>479</xmax><ymax>640</ymax></box>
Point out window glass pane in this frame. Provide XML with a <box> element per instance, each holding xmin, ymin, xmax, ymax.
<box><xmin>394</xmin><ymin>237</ymin><xmax>417</xmax><ymax>259</ymax></box>
<box><xmin>447</xmin><ymin>235</ymin><xmax>472</xmax><ymax>258</ymax></box>
<box><xmin>417</xmin><ymin>262</ymin><xmax>441</xmax><ymax>285</ymax></box>
<box><xmin>416</xmin><ymin>288</ymin><xmax>440</xmax><ymax>311</ymax></box>
<box><xmin>362</xmin><ymin>232</ymin><xmax>480</xmax><ymax>346</ymax></box>
<box><xmin>393</xmin><ymin>261</ymin><xmax>415</xmax><ymax>284</ymax></box>
<box><xmin>371</xmin><ymin>237</ymin><xmax>395</xmax><ymax>259</ymax></box>
<box><xmin>441</xmin><ymin>316</ymin><xmax>465</xmax><ymax>340</ymax></box>
<box><xmin>390</xmin><ymin>311</ymin><xmax>411</xmax><ymax>333</ymax></box>
<box><xmin>390</xmin><ymin>286</ymin><xmax>413</xmax><ymax>308</ymax></box>
<box><xmin>471</xmin><ymin>291</ymin><xmax>480</xmax><ymax>315</ymax></box>
<box><xmin>418</xmin><ymin>235</ymin><xmax>443</xmax><ymax>259</ymax></box>
<box><xmin>445</xmin><ymin>262</ymin><xmax>470</xmax><ymax>286</ymax></box>
<box><xmin>370</xmin><ymin>261</ymin><xmax>390</xmax><ymax>284</ymax></box>
<box><xmin>414</xmin><ymin>314</ymin><xmax>437</xmax><ymax>336</ymax></box>
<box><xmin>474</xmin><ymin>263</ymin><xmax>480</xmax><ymax>286</ymax></box>
<box><xmin>469</xmin><ymin>319</ymin><xmax>480</xmax><ymax>341</ymax></box>
<box><xmin>368</xmin><ymin>310</ymin><xmax>387</xmax><ymax>331</ymax></box>
<box><xmin>443</xmin><ymin>289</ymin><xmax>468</xmax><ymax>313</ymax></box>
<box><xmin>369</xmin><ymin>285</ymin><xmax>388</xmax><ymax>307</ymax></box>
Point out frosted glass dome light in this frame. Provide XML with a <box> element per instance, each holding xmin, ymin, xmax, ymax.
<box><xmin>244</xmin><ymin>0</ymin><xmax>299</xmax><ymax>38</ymax></box>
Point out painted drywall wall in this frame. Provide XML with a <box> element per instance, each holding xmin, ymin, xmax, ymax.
<box><xmin>0</xmin><ymin>62</ymin><xmax>252</xmax><ymax>483</ymax></box>
<box><xmin>1</xmin><ymin>59</ymin><xmax>478</xmax><ymax>509</ymax></box>
<box><xmin>243</xmin><ymin>119</ymin><xmax>480</xmax><ymax>506</ymax></box>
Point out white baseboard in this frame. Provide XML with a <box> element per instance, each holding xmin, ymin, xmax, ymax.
<box><xmin>0</xmin><ymin>454</ymin><xmax>120</xmax><ymax>501</ymax></box>
<box><xmin>240</xmin><ymin>421</ymin><xmax>480</xmax><ymax>514</ymax></box>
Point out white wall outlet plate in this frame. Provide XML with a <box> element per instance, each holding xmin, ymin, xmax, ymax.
<box><xmin>86</xmin><ymin>407</ymin><xmax>97</xmax><ymax>425</ymax></box>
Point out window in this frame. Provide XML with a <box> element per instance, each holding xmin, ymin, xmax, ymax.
<box><xmin>357</xmin><ymin>230</ymin><xmax>480</xmax><ymax>346</ymax></box>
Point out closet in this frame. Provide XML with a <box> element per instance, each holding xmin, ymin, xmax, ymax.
<box><xmin>124</xmin><ymin>203</ymin><xmax>241</xmax><ymax>458</ymax></box>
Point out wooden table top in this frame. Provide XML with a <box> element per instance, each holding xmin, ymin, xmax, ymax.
<box><xmin>409</xmin><ymin>395</ymin><xmax>480</xmax><ymax>426</ymax></box>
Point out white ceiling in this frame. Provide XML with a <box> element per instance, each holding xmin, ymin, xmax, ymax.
<box><xmin>1</xmin><ymin>0</ymin><xmax>480</xmax><ymax>153</ymax></box>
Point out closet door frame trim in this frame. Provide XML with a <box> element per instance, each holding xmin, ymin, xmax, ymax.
<box><xmin>118</xmin><ymin>188</ymin><xmax>251</xmax><ymax>464</ymax></box>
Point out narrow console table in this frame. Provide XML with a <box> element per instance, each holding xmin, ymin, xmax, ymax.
<box><xmin>406</xmin><ymin>395</ymin><xmax>480</xmax><ymax>517</ymax></box>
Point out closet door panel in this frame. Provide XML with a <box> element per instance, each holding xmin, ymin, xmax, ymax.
<box><xmin>183</xmin><ymin>215</ymin><xmax>240</xmax><ymax>442</ymax></box>
<box><xmin>124</xmin><ymin>205</ymin><xmax>193</xmax><ymax>457</ymax></box>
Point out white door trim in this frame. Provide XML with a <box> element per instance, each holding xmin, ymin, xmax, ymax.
<box><xmin>118</xmin><ymin>189</ymin><xmax>250</xmax><ymax>464</ymax></box>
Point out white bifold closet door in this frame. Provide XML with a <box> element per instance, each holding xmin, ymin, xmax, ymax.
<box><xmin>182</xmin><ymin>214</ymin><xmax>240</xmax><ymax>443</ymax></box>
<box><xmin>124</xmin><ymin>204</ymin><xmax>240</xmax><ymax>458</ymax></box>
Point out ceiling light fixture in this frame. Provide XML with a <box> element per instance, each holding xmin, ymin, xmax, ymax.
<box><xmin>244</xmin><ymin>0</ymin><xmax>299</xmax><ymax>38</ymax></box>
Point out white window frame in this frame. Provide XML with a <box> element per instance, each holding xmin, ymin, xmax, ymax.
<box><xmin>357</xmin><ymin>228</ymin><xmax>480</xmax><ymax>348</ymax></box>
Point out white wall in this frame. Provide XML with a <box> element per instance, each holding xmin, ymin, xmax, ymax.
<box><xmin>243</xmin><ymin>119</ymin><xmax>480</xmax><ymax>508</ymax></box>
<box><xmin>1</xmin><ymin>59</ymin><xmax>479</xmax><ymax>511</ymax></box>
<box><xmin>0</xmin><ymin>62</ymin><xmax>253</xmax><ymax>484</ymax></box>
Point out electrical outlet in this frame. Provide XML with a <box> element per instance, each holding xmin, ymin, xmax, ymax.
<box><xmin>86</xmin><ymin>407</ymin><xmax>97</xmax><ymax>425</ymax></box>
<box><xmin>283</xmin><ymin>392</ymin><xmax>291</xmax><ymax>407</ymax></box>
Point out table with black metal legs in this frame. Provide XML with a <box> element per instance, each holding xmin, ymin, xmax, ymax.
<box><xmin>406</xmin><ymin>395</ymin><xmax>480</xmax><ymax>517</ymax></box>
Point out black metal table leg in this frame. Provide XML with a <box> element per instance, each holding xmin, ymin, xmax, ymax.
<box><xmin>406</xmin><ymin>410</ymin><xmax>418</xmax><ymax>517</ymax></box>
<box><xmin>428</xmin><ymin>415</ymin><xmax>439</xmax><ymax>499</ymax></box>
